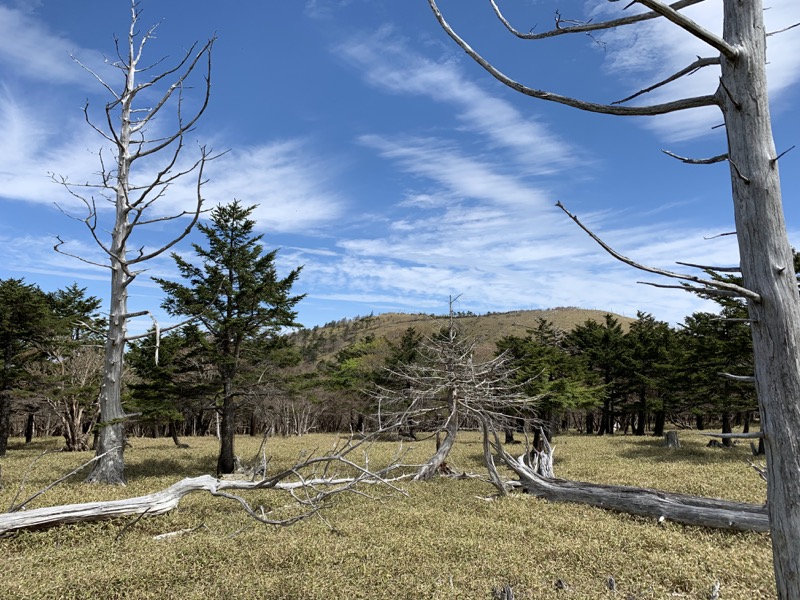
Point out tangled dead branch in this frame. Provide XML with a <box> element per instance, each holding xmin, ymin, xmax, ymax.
<box><xmin>0</xmin><ymin>436</ymin><xmax>407</xmax><ymax>536</ymax></box>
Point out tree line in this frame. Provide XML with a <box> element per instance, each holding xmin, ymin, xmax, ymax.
<box><xmin>2</xmin><ymin>271</ymin><xmax>761</xmax><ymax>460</ymax></box>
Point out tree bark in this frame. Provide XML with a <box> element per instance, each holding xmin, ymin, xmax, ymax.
<box><xmin>585</xmin><ymin>411</ymin><xmax>594</xmax><ymax>435</ymax></box>
<box><xmin>653</xmin><ymin>411</ymin><xmax>666</xmax><ymax>437</ymax></box>
<box><xmin>86</xmin><ymin>57</ymin><xmax>135</xmax><ymax>485</ymax></box>
<box><xmin>24</xmin><ymin>412</ymin><xmax>35</xmax><ymax>444</ymax></box>
<box><xmin>696</xmin><ymin>414</ymin><xmax>705</xmax><ymax>431</ymax></box>
<box><xmin>664</xmin><ymin>431</ymin><xmax>680</xmax><ymax>448</ymax></box>
<box><xmin>0</xmin><ymin>391</ymin><xmax>10</xmax><ymax>457</ymax></box>
<box><xmin>721</xmin><ymin>412</ymin><xmax>733</xmax><ymax>448</ymax></box>
<box><xmin>86</xmin><ymin>287</ymin><xmax>129</xmax><ymax>485</ymax></box>
<box><xmin>414</xmin><ymin>395</ymin><xmax>458</xmax><ymax>481</ymax></box>
<box><xmin>720</xmin><ymin>1</ymin><xmax>800</xmax><ymax>595</ymax></box>
<box><xmin>635</xmin><ymin>395</ymin><xmax>647</xmax><ymax>436</ymax></box>
<box><xmin>217</xmin><ymin>378</ymin><xmax>236</xmax><ymax>475</ymax></box>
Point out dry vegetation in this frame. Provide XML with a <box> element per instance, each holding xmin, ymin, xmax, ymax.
<box><xmin>0</xmin><ymin>431</ymin><xmax>772</xmax><ymax>599</ymax></box>
<box><xmin>298</xmin><ymin>307</ymin><xmax>635</xmax><ymax>362</ymax></box>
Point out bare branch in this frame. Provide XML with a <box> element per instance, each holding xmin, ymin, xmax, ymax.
<box><xmin>767</xmin><ymin>22</ymin><xmax>800</xmax><ymax>37</ymax></box>
<box><xmin>638</xmin><ymin>281</ymin><xmax>747</xmax><ymax>298</ymax></box>
<box><xmin>675</xmin><ymin>261</ymin><xmax>741</xmax><ymax>272</ymax></box>
<box><xmin>633</xmin><ymin>0</ymin><xmax>738</xmax><ymax>60</ymax></box>
<box><xmin>427</xmin><ymin>0</ymin><xmax>719</xmax><ymax>116</ymax></box>
<box><xmin>9</xmin><ymin>448</ymin><xmax>120</xmax><ymax>513</ymax></box>
<box><xmin>69</xmin><ymin>53</ymin><xmax>120</xmax><ymax>100</ymax></box>
<box><xmin>124</xmin><ymin>317</ymin><xmax>197</xmax><ymax>343</ymax></box>
<box><xmin>53</xmin><ymin>236</ymin><xmax>111</xmax><ymax>270</ymax></box>
<box><xmin>704</xmin><ymin>231</ymin><xmax>737</xmax><ymax>240</ymax></box>
<box><xmin>614</xmin><ymin>56</ymin><xmax>720</xmax><ymax>105</ymax></box>
<box><xmin>127</xmin><ymin>146</ymin><xmax>211</xmax><ymax>265</ymax></box>
<box><xmin>718</xmin><ymin>372</ymin><xmax>756</xmax><ymax>384</ymax></box>
<box><xmin>555</xmin><ymin>202</ymin><xmax>761</xmax><ymax>301</ymax></box>
<box><xmin>700</xmin><ymin>432</ymin><xmax>763</xmax><ymax>439</ymax></box>
<box><xmin>131</xmin><ymin>38</ymin><xmax>215</xmax><ymax>160</ymax></box>
<box><xmin>490</xmin><ymin>0</ymin><xmax>706</xmax><ymax>40</ymax></box>
<box><xmin>662</xmin><ymin>149</ymin><xmax>728</xmax><ymax>164</ymax></box>
<box><xmin>771</xmin><ymin>145</ymin><xmax>796</xmax><ymax>166</ymax></box>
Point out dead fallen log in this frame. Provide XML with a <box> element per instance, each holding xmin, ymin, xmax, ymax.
<box><xmin>499</xmin><ymin>451</ymin><xmax>769</xmax><ymax>533</ymax></box>
<box><xmin>699</xmin><ymin>432</ymin><xmax>764</xmax><ymax>439</ymax></box>
<box><xmin>0</xmin><ymin>473</ymin><xmax>382</xmax><ymax>536</ymax></box>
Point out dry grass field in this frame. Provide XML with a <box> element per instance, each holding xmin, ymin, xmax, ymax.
<box><xmin>0</xmin><ymin>431</ymin><xmax>773</xmax><ymax>599</ymax></box>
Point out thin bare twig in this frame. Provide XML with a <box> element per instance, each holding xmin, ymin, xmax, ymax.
<box><xmin>490</xmin><ymin>0</ymin><xmax>705</xmax><ymax>40</ymax></box>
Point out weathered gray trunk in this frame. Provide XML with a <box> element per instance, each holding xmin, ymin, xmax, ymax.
<box><xmin>721</xmin><ymin>1</ymin><xmax>800</xmax><ymax>596</ymax></box>
<box><xmin>504</xmin><ymin>453</ymin><xmax>768</xmax><ymax>533</ymax></box>
<box><xmin>86</xmin><ymin>267</ymin><xmax>129</xmax><ymax>485</ymax></box>
<box><xmin>86</xmin><ymin>71</ymin><xmax>135</xmax><ymax>485</ymax></box>
<box><xmin>414</xmin><ymin>393</ymin><xmax>459</xmax><ymax>481</ymax></box>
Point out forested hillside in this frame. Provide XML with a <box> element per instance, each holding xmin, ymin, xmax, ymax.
<box><xmin>1</xmin><ymin>288</ymin><xmax>758</xmax><ymax>458</ymax></box>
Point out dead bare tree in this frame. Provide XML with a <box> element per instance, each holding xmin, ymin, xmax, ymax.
<box><xmin>52</xmin><ymin>2</ymin><xmax>216</xmax><ymax>484</ymax></box>
<box><xmin>374</xmin><ymin>303</ymin><xmax>536</xmax><ymax>485</ymax></box>
<box><xmin>428</xmin><ymin>1</ymin><xmax>800</xmax><ymax>596</ymax></box>
<box><xmin>26</xmin><ymin>345</ymin><xmax>103</xmax><ymax>452</ymax></box>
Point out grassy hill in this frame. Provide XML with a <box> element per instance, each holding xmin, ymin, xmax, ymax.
<box><xmin>291</xmin><ymin>307</ymin><xmax>635</xmax><ymax>362</ymax></box>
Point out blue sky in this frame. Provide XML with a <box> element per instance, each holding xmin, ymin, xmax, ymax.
<box><xmin>0</xmin><ymin>0</ymin><xmax>798</xmax><ymax>334</ymax></box>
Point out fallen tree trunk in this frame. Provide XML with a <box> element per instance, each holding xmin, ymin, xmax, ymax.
<box><xmin>0</xmin><ymin>473</ymin><xmax>380</xmax><ymax>536</ymax></box>
<box><xmin>700</xmin><ymin>432</ymin><xmax>764</xmax><ymax>439</ymax></box>
<box><xmin>499</xmin><ymin>451</ymin><xmax>769</xmax><ymax>533</ymax></box>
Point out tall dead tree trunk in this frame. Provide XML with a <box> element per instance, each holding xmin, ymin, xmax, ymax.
<box><xmin>720</xmin><ymin>1</ymin><xmax>800</xmax><ymax>593</ymax></box>
<box><xmin>428</xmin><ymin>1</ymin><xmax>800</xmax><ymax>595</ymax></box>
<box><xmin>54</xmin><ymin>3</ymin><xmax>214</xmax><ymax>484</ymax></box>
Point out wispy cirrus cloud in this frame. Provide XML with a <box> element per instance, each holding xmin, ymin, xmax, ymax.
<box><xmin>592</xmin><ymin>0</ymin><xmax>800</xmax><ymax>141</ymax></box>
<box><xmin>0</xmin><ymin>5</ymin><xmax>112</xmax><ymax>88</ymax></box>
<box><xmin>338</xmin><ymin>25</ymin><xmax>581</xmax><ymax>175</ymax></box>
<box><xmin>202</xmin><ymin>141</ymin><xmax>347</xmax><ymax>234</ymax></box>
<box><xmin>359</xmin><ymin>134</ymin><xmax>552</xmax><ymax>210</ymax></box>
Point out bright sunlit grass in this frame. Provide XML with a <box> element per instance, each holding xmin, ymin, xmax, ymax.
<box><xmin>0</xmin><ymin>430</ymin><xmax>773</xmax><ymax>599</ymax></box>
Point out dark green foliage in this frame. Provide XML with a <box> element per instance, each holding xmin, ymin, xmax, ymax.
<box><xmin>566</xmin><ymin>315</ymin><xmax>629</xmax><ymax>435</ymax></box>
<box><xmin>624</xmin><ymin>312</ymin><xmax>676</xmax><ymax>436</ymax></box>
<box><xmin>675</xmin><ymin>309</ymin><xmax>756</xmax><ymax>442</ymax></box>
<box><xmin>0</xmin><ymin>279</ymin><xmax>54</xmax><ymax>455</ymax></box>
<box><xmin>126</xmin><ymin>327</ymin><xmax>211</xmax><ymax>439</ymax></box>
<box><xmin>497</xmin><ymin>319</ymin><xmax>600</xmax><ymax>435</ymax></box>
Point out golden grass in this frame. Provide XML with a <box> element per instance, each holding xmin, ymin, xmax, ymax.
<box><xmin>0</xmin><ymin>431</ymin><xmax>773</xmax><ymax>599</ymax></box>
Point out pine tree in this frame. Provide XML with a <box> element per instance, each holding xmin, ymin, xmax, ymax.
<box><xmin>155</xmin><ymin>201</ymin><xmax>304</xmax><ymax>474</ymax></box>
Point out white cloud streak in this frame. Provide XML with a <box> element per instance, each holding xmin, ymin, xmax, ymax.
<box><xmin>338</xmin><ymin>25</ymin><xmax>581</xmax><ymax>175</ymax></box>
<box><xmin>592</xmin><ymin>0</ymin><xmax>800</xmax><ymax>140</ymax></box>
<box><xmin>0</xmin><ymin>5</ymin><xmax>112</xmax><ymax>88</ymax></box>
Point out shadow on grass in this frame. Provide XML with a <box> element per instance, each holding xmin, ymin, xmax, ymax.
<box><xmin>6</xmin><ymin>438</ymin><xmax>65</xmax><ymax>453</ymax></box>
<box><xmin>125</xmin><ymin>453</ymin><xmax>217</xmax><ymax>479</ymax></box>
<box><xmin>617</xmin><ymin>436</ymin><xmax>754</xmax><ymax>465</ymax></box>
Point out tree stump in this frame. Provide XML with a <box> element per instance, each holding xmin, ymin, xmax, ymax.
<box><xmin>663</xmin><ymin>431</ymin><xmax>680</xmax><ymax>448</ymax></box>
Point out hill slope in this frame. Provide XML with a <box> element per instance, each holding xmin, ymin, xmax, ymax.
<box><xmin>291</xmin><ymin>307</ymin><xmax>635</xmax><ymax>362</ymax></box>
